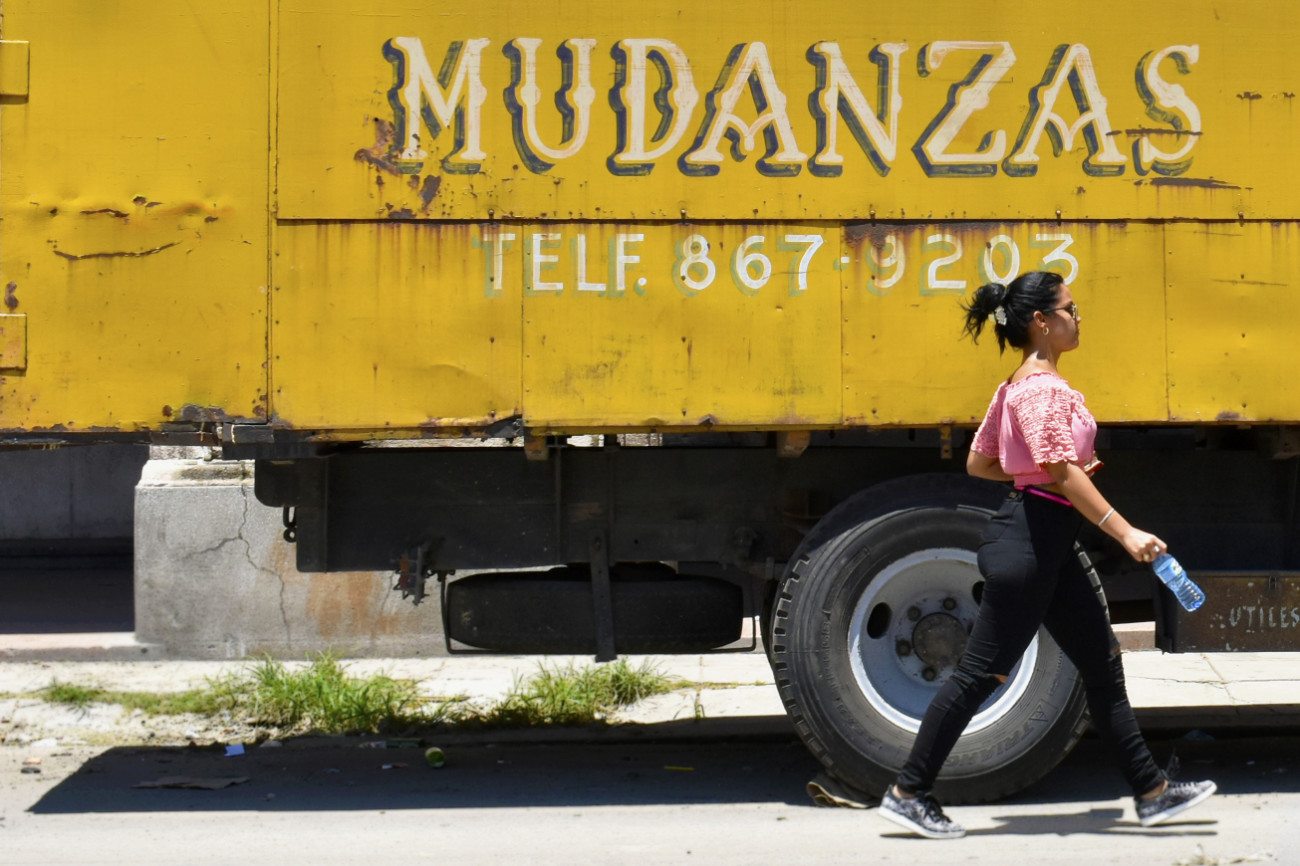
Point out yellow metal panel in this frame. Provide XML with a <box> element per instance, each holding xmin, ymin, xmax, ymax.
<box><xmin>0</xmin><ymin>1</ymin><xmax>269</xmax><ymax>431</ymax></box>
<box><xmin>272</xmin><ymin>223</ymin><xmax>522</xmax><ymax>430</ymax></box>
<box><xmin>1166</xmin><ymin>223</ymin><xmax>1300</xmax><ymax>422</ymax></box>
<box><xmin>520</xmin><ymin>223</ymin><xmax>841</xmax><ymax>428</ymax></box>
<box><xmin>0</xmin><ymin>313</ymin><xmax>25</xmax><ymax>371</ymax></box>
<box><xmin>278</xmin><ymin>0</ymin><xmax>1297</xmax><ymax>221</ymax></box>
<box><xmin>0</xmin><ymin>42</ymin><xmax>30</xmax><ymax>98</ymax></box>
<box><xmin>273</xmin><ymin>221</ymin><xmax>838</xmax><ymax>431</ymax></box>
<box><xmin>842</xmin><ymin>222</ymin><xmax>1168</xmax><ymax>425</ymax></box>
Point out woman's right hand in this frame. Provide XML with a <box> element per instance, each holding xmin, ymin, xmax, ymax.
<box><xmin>1119</xmin><ymin>527</ymin><xmax>1167</xmax><ymax>564</ymax></box>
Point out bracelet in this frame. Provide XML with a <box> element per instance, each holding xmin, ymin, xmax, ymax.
<box><xmin>1098</xmin><ymin>507</ymin><xmax>1116</xmax><ymax>528</ymax></box>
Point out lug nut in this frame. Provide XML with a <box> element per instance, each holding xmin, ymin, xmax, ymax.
<box><xmin>942</xmin><ymin>597</ymin><xmax>957</xmax><ymax>611</ymax></box>
<box><xmin>896</xmin><ymin>639</ymin><xmax>912</xmax><ymax>657</ymax></box>
<box><xmin>907</xmin><ymin>606</ymin><xmax>922</xmax><ymax>622</ymax></box>
<box><xmin>922</xmin><ymin>667</ymin><xmax>937</xmax><ymax>682</ymax></box>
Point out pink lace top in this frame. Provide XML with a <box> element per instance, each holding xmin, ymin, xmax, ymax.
<box><xmin>970</xmin><ymin>371</ymin><xmax>1097</xmax><ymax>488</ymax></box>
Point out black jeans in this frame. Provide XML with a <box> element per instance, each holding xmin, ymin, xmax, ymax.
<box><xmin>895</xmin><ymin>489</ymin><xmax>1165</xmax><ymax>798</ymax></box>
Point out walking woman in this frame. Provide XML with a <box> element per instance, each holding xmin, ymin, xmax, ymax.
<box><xmin>878</xmin><ymin>271</ymin><xmax>1216</xmax><ymax>839</ymax></box>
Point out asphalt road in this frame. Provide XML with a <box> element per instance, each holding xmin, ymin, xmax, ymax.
<box><xmin>2</xmin><ymin>725</ymin><xmax>1294</xmax><ymax>866</ymax></box>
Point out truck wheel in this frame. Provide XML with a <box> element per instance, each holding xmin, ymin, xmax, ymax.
<box><xmin>770</xmin><ymin>476</ymin><xmax>1091</xmax><ymax>804</ymax></box>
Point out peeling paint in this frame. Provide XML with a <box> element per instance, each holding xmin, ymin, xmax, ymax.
<box><xmin>179</xmin><ymin>404</ymin><xmax>236</xmax><ymax>423</ymax></box>
<box><xmin>81</xmin><ymin>208</ymin><xmax>131</xmax><ymax>219</ymax></box>
<box><xmin>1110</xmin><ymin>127</ymin><xmax>1204</xmax><ymax>137</ymax></box>
<box><xmin>419</xmin><ymin>175</ymin><xmax>441</xmax><ymax>211</ymax></box>
<box><xmin>1149</xmin><ymin>177</ymin><xmax>1241</xmax><ymax>190</ymax></box>
<box><xmin>353</xmin><ymin>117</ymin><xmax>407</xmax><ymax>176</ymax></box>
<box><xmin>3</xmin><ymin>282</ymin><xmax>17</xmax><ymax>311</ymax></box>
<box><xmin>53</xmin><ymin>241</ymin><xmax>181</xmax><ymax>261</ymax></box>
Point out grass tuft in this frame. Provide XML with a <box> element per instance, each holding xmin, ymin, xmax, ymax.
<box><xmin>482</xmin><ymin>658</ymin><xmax>676</xmax><ymax>727</ymax></box>
<box><xmin>42</xmin><ymin>680</ymin><xmax>105</xmax><ymax>708</ymax></box>
<box><xmin>204</xmin><ymin>651</ymin><xmax>440</xmax><ymax>735</ymax></box>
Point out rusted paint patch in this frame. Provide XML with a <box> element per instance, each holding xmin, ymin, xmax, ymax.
<box><xmin>162</xmin><ymin>405</ymin><xmax>174</xmax><ymax>419</ymax></box>
<box><xmin>53</xmin><ymin>241</ymin><xmax>180</xmax><ymax>261</ymax></box>
<box><xmin>418</xmin><ymin>175</ymin><xmax>441</xmax><ymax>211</ymax></box>
<box><xmin>353</xmin><ymin>117</ymin><xmax>407</xmax><ymax>176</ymax></box>
<box><xmin>267</xmin><ymin>411</ymin><xmax>297</xmax><ymax>430</ymax></box>
<box><xmin>178</xmin><ymin>404</ymin><xmax>235</xmax><ymax>423</ymax></box>
<box><xmin>1110</xmin><ymin>127</ymin><xmax>1203</xmax><ymax>137</ymax></box>
<box><xmin>81</xmin><ymin>208</ymin><xmax>130</xmax><ymax>219</ymax></box>
<box><xmin>1148</xmin><ymin>177</ymin><xmax>1241</xmax><ymax>190</ymax></box>
<box><xmin>1216</xmin><ymin>410</ymin><xmax>1243</xmax><ymax>422</ymax></box>
<box><xmin>386</xmin><ymin>207</ymin><xmax>416</xmax><ymax>219</ymax></box>
<box><xmin>4</xmin><ymin>282</ymin><xmax>17</xmax><ymax>311</ymax></box>
<box><xmin>1237</xmin><ymin>91</ymin><xmax>1263</xmax><ymax>101</ymax></box>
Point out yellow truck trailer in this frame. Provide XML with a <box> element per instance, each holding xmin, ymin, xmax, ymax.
<box><xmin>2</xmin><ymin>0</ymin><xmax>1298</xmax><ymax>801</ymax></box>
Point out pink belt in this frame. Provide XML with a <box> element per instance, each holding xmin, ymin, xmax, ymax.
<box><xmin>1019</xmin><ymin>486</ymin><xmax>1073</xmax><ymax>508</ymax></box>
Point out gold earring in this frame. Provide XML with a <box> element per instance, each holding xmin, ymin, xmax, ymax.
<box><xmin>1042</xmin><ymin>327</ymin><xmax>1050</xmax><ymax>336</ymax></box>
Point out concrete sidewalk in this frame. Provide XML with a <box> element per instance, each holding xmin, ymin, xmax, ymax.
<box><xmin>1</xmin><ymin>644</ymin><xmax>1298</xmax><ymax>734</ymax></box>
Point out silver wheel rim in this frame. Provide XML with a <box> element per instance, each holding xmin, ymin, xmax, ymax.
<box><xmin>847</xmin><ymin>547</ymin><xmax>1039</xmax><ymax>735</ymax></box>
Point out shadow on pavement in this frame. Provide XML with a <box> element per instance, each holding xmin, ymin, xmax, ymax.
<box><xmin>21</xmin><ymin>720</ymin><xmax>1300</xmax><ymax>817</ymax></box>
<box><xmin>26</xmin><ymin>733</ymin><xmax>820</xmax><ymax>814</ymax></box>
<box><xmin>881</xmin><ymin>809</ymin><xmax>1218</xmax><ymax>840</ymax></box>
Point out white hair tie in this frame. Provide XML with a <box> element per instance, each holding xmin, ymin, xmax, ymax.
<box><xmin>992</xmin><ymin>306</ymin><xmax>1008</xmax><ymax>326</ymax></box>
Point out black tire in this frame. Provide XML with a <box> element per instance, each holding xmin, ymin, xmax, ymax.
<box><xmin>770</xmin><ymin>474</ymin><xmax>1091</xmax><ymax>804</ymax></box>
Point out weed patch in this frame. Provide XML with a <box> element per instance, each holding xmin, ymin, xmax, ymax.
<box><xmin>481</xmin><ymin>658</ymin><xmax>676</xmax><ymax>727</ymax></box>
<box><xmin>204</xmin><ymin>652</ymin><xmax>447</xmax><ymax>735</ymax></box>
<box><xmin>35</xmin><ymin>655</ymin><xmax>679</xmax><ymax>736</ymax></box>
<box><xmin>42</xmin><ymin>681</ymin><xmax>104</xmax><ymax>708</ymax></box>
<box><xmin>41</xmin><ymin>680</ymin><xmax>226</xmax><ymax>716</ymax></box>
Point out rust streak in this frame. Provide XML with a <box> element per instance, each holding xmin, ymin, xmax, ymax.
<box><xmin>53</xmin><ymin>242</ymin><xmax>181</xmax><ymax>261</ymax></box>
<box><xmin>81</xmin><ymin>208</ymin><xmax>130</xmax><ymax>219</ymax></box>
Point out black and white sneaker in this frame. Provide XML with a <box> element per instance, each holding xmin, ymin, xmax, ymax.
<box><xmin>878</xmin><ymin>787</ymin><xmax>966</xmax><ymax>839</ymax></box>
<box><xmin>1136</xmin><ymin>779</ymin><xmax>1217</xmax><ymax>827</ymax></box>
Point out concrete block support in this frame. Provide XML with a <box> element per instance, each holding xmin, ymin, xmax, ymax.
<box><xmin>134</xmin><ymin>459</ymin><xmax>444</xmax><ymax>659</ymax></box>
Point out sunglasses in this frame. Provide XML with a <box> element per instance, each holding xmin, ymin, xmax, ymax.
<box><xmin>1046</xmin><ymin>302</ymin><xmax>1079</xmax><ymax>321</ymax></box>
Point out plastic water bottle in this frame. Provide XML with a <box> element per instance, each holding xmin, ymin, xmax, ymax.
<box><xmin>1152</xmin><ymin>553</ymin><xmax>1205</xmax><ymax>612</ymax></box>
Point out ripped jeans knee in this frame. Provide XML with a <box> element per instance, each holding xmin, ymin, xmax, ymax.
<box><xmin>945</xmin><ymin>656</ymin><xmax>1006</xmax><ymax>707</ymax></box>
